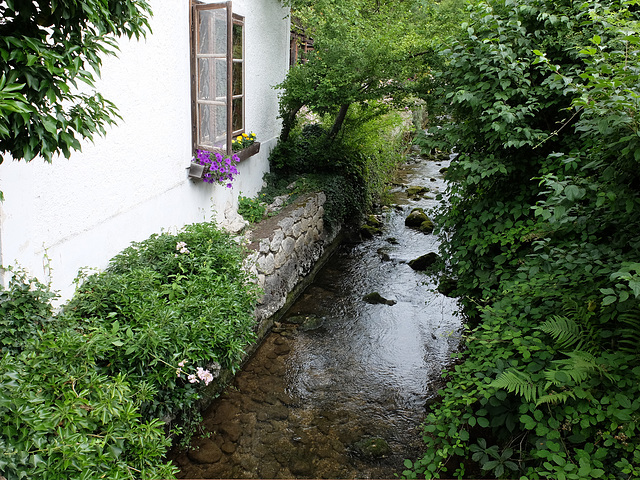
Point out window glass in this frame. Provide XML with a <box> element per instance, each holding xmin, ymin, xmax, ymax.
<box><xmin>232</xmin><ymin>97</ymin><xmax>243</xmax><ymax>133</ymax></box>
<box><xmin>198</xmin><ymin>9</ymin><xmax>227</xmax><ymax>56</ymax></box>
<box><xmin>192</xmin><ymin>3</ymin><xmax>245</xmax><ymax>155</ymax></box>
<box><xmin>232</xmin><ymin>61</ymin><xmax>242</xmax><ymax>97</ymax></box>
<box><xmin>232</xmin><ymin>22</ymin><xmax>243</xmax><ymax>59</ymax></box>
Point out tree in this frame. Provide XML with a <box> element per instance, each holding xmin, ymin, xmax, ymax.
<box><xmin>404</xmin><ymin>0</ymin><xmax>640</xmax><ymax>478</ymax></box>
<box><xmin>0</xmin><ymin>0</ymin><xmax>152</xmax><ymax>168</ymax></box>
<box><xmin>277</xmin><ymin>0</ymin><xmax>466</xmax><ymax>143</ymax></box>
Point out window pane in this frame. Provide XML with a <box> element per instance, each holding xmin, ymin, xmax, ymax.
<box><xmin>198</xmin><ymin>59</ymin><xmax>227</xmax><ymax>102</ymax></box>
<box><xmin>232</xmin><ymin>62</ymin><xmax>242</xmax><ymax>97</ymax></box>
<box><xmin>232</xmin><ymin>97</ymin><xmax>243</xmax><ymax>133</ymax></box>
<box><xmin>215</xmin><ymin>58</ymin><xmax>227</xmax><ymax>102</ymax></box>
<box><xmin>199</xmin><ymin>104</ymin><xmax>227</xmax><ymax>150</ymax></box>
<box><xmin>198</xmin><ymin>8</ymin><xmax>227</xmax><ymax>56</ymax></box>
<box><xmin>198</xmin><ymin>58</ymin><xmax>211</xmax><ymax>100</ymax></box>
<box><xmin>232</xmin><ymin>23</ymin><xmax>243</xmax><ymax>59</ymax></box>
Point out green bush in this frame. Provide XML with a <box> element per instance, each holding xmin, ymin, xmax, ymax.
<box><xmin>268</xmin><ymin>106</ymin><xmax>409</xmax><ymax>227</ymax></box>
<box><xmin>0</xmin><ymin>269</ymin><xmax>55</xmax><ymax>355</ymax></box>
<box><xmin>404</xmin><ymin>0</ymin><xmax>640</xmax><ymax>478</ymax></box>
<box><xmin>238</xmin><ymin>194</ymin><xmax>268</xmax><ymax>223</ymax></box>
<box><xmin>0</xmin><ymin>277</ymin><xmax>176</xmax><ymax>480</ymax></box>
<box><xmin>62</xmin><ymin>221</ymin><xmax>260</xmax><ymax>425</ymax></box>
<box><xmin>0</xmin><ymin>221</ymin><xmax>261</xmax><ymax>479</ymax></box>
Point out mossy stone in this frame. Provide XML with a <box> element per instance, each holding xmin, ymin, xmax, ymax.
<box><xmin>363</xmin><ymin>292</ymin><xmax>396</xmax><ymax>306</ymax></box>
<box><xmin>406</xmin><ymin>185</ymin><xmax>428</xmax><ymax>197</ymax></box>
<box><xmin>405</xmin><ymin>209</ymin><xmax>430</xmax><ymax>227</ymax></box>
<box><xmin>419</xmin><ymin>219</ymin><xmax>435</xmax><ymax>234</ymax></box>
<box><xmin>408</xmin><ymin>252</ymin><xmax>439</xmax><ymax>271</ymax></box>
<box><xmin>353</xmin><ymin>437</ymin><xmax>391</xmax><ymax>458</ymax></box>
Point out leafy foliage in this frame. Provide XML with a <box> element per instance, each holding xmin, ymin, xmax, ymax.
<box><xmin>0</xmin><ymin>268</ymin><xmax>55</xmax><ymax>355</ymax></box>
<box><xmin>277</xmin><ymin>0</ymin><xmax>467</xmax><ymax>142</ymax></box>
<box><xmin>0</xmin><ymin>221</ymin><xmax>260</xmax><ymax>479</ymax></box>
<box><xmin>62</xmin><ymin>221</ymin><xmax>260</xmax><ymax>425</ymax></box>
<box><xmin>238</xmin><ymin>194</ymin><xmax>268</xmax><ymax>224</ymax></box>
<box><xmin>403</xmin><ymin>0</ymin><xmax>640</xmax><ymax>478</ymax></box>
<box><xmin>269</xmin><ymin>106</ymin><xmax>409</xmax><ymax>228</ymax></box>
<box><xmin>0</xmin><ymin>0</ymin><xmax>152</xmax><ymax>163</ymax></box>
<box><xmin>0</xmin><ymin>276</ymin><xmax>176</xmax><ymax>479</ymax></box>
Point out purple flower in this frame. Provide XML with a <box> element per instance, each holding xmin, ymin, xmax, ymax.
<box><xmin>194</xmin><ymin>149</ymin><xmax>240</xmax><ymax>187</ymax></box>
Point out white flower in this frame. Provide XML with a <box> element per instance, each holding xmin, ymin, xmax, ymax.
<box><xmin>196</xmin><ymin>367</ymin><xmax>214</xmax><ymax>386</ymax></box>
<box><xmin>176</xmin><ymin>241</ymin><xmax>190</xmax><ymax>254</ymax></box>
<box><xmin>188</xmin><ymin>374</ymin><xmax>198</xmax><ymax>384</ymax></box>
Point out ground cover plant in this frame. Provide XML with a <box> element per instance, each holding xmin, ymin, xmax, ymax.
<box><xmin>268</xmin><ymin>106</ymin><xmax>410</xmax><ymax>229</ymax></box>
<box><xmin>0</xmin><ymin>221</ymin><xmax>260</xmax><ymax>479</ymax></box>
<box><xmin>403</xmin><ymin>0</ymin><xmax>640</xmax><ymax>478</ymax></box>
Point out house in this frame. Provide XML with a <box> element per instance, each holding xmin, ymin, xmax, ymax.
<box><xmin>0</xmin><ymin>0</ymin><xmax>291</xmax><ymax>301</ymax></box>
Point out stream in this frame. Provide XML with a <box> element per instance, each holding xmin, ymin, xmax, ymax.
<box><xmin>170</xmin><ymin>154</ymin><xmax>461</xmax><ymax>479</ymax></box>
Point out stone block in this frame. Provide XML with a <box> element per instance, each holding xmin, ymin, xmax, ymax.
<box><xmin>277</xmin><ymin>217</ymin><xmax>295</xmax><ymax>236</ymax></box>
<box><xmin>270</xmin><ymin>229</ymin><xmax>284</xmax><ymax>252</ymax></box>
<box><xmin>290</xmin><ymin>206</ymin><xmax>305</xmax><ymax>222</ymax></box>
<box><xmin>295</xmin><ymin>234</ymin><xmax>306</xmax><ymax>253</ymax></box>
<box><xmin>313</xmin><ymin>206</ymin><xmax>324</xmax><ymax>225</ymax></box>
<box><xmin>309</xmin><ymin>227</ymin><xmax>319</xmax><ymax>243</ymax></box>
<box><xmin>292</xmin><ymin>220</ymin><xmax>303</xmax><ymax>238</ymax></box>
<box><xmin>257</xmin><ymin>253</ymin><xmax>275</xmax><ymax>275</ymax></box>
<box><xmin>300</xmin><ymin>216</ymin><xmax>311</xmax><ymax>233</ymax></box>
<box><xmin>259</xmin><ymin>238</ymin><xmax>270</xmax><ymax>254</ymax></box>
<box><xmin>281</xmin><ymin>236</ymin><xmax>296</xmax><ymax>256</ymax></box>
<box><xmin>304</xmin><ymin>200</ymin><xmax>316</xmax><ymax>218</ymax></box>
<box><xmin>274</xmin><ymin>249</ymin><xmax>287</xmax><ymax>269</ymax></box>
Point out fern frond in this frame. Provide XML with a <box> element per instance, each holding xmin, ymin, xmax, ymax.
<box><xmin>536</xmin><ymin>390</ymin><xmax>576</xmax><ymax>406</ymax></box>
<box><xmin>491</xmin><ymin>370</ymin><xmax>539</xmax><ymax>403</ymax></box>
<box><xmin>618</xmin><ymin>308</ymin><xmax>640</xmax><ymax>355</ymax></box>
<box><xmin>539</xmin><ymin>315</ymin><xmax>581</xmax><ymax>350</ymax></box>
<box><xmin>544</xmin><ymin>351</ymin><xmax>597</xmax><ymax>386</ymax></box>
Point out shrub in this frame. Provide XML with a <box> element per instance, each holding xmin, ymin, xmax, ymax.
<box><xmin>268</xmin><ymin>106</ymin><xmax>409</xmax><ymax>228</ymax></box>
<box><xmin>404</xmin><ymin>0</ymin><xmax>640</xmax><ymax>478</ymax></box>
<box><xmin>238</xmin><ymin>194</ymin><xmax>268</xmax><ymax>223</ymax></box>
<box><xmin>0</xmin><ymin>220</ymin><xmax>260</xmax><ymax>479</ymax></box>
<box><xmin>62</xmin><ymin>221</ymin><xmax>260</xmax><ymax>426</ymax></box>
<box><xmin>0</xmin><ymin>275</ymin><xmax>177</xmax><ymax>480</ymax></box>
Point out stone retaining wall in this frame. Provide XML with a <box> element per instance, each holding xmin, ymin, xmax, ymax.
<box><xmin>244</xmin><ymin>192</ymin><xmax>339</xmax><ymax>329</ymax></box>
<box><xmin>196</xmin><ymin>192</ymin><xmax>341</xmax><ymax>410</ymax></box>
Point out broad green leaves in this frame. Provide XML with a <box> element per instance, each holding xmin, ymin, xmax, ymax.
<box><xmin>0</xmin><ymin>0</ymin><xmax>152</xmax><ymax>164</ymax></box>
<box><xmin>405</xmin><ymin>0</ymin><xmax>640</xmax><ymax>479</ymax></box>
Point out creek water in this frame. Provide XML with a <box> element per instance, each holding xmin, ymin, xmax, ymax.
<box><xmin>170</xmin><ymin>155</ymin><xmax>461</xmax><ymax>479</ymax></box>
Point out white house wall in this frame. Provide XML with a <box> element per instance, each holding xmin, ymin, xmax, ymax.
<box><xmin>0</xmin><ymin>0</ymin><xmax>290</xmax><ymax>301</ymax></box>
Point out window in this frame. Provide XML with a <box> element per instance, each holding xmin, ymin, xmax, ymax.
<box><xmin>289</xmin><ymin>30</ymin><xmax>313</xmax><ymax>67</ymax></box>
<box><xmin>191</xmin><ymin>1</ymin><xmax>244</xmax><ymax>155</ymax></box>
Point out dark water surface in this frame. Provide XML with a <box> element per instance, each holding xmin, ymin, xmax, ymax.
<box><xmin>171</xmin><ymin>155</ymin><xmax>461</xmax><ymax>479</ymax></box>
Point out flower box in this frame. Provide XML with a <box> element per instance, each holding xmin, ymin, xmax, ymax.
<box><xmin>234</xmin><ymin>141</ymin><xmax>260</xmax><ymax>162</ymax></box>
<box><xmin>187</xmin><ymin>162</ymin><xmax>206</xmax><ymax>180</ymax></box>
<box><xmin>187</xmin><ymin>142</ymin><xmax>260</xmax><ymax>186</ymax></box>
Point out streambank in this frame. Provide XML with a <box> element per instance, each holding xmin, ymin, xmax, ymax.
<box><xmin>170</xmin><ymin>154</ymin><xmax>462</xmax><ymax>478</ymax></box>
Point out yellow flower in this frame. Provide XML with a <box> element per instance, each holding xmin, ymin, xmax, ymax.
<box><xmin>242</xmin><ymin>133</ymin><xmax>249</xmax><ymax>138</ymax></box>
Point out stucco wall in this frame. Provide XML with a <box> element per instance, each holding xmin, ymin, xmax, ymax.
<box><xmin>0</xmin><ymin>0</ymin><xmax>290</xmax><ymax>301</ymax></box>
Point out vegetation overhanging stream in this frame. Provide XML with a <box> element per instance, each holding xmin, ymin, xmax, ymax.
<box><xmin>169</xmin><ymin>154</ymin><xmax>460</xmax><ymax>479</ymax></box>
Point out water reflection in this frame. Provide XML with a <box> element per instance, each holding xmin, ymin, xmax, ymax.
<box><xmin>171</xmin><ymin>155</ymin><xmax>461</xmax><ymax>479</ymax></box>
